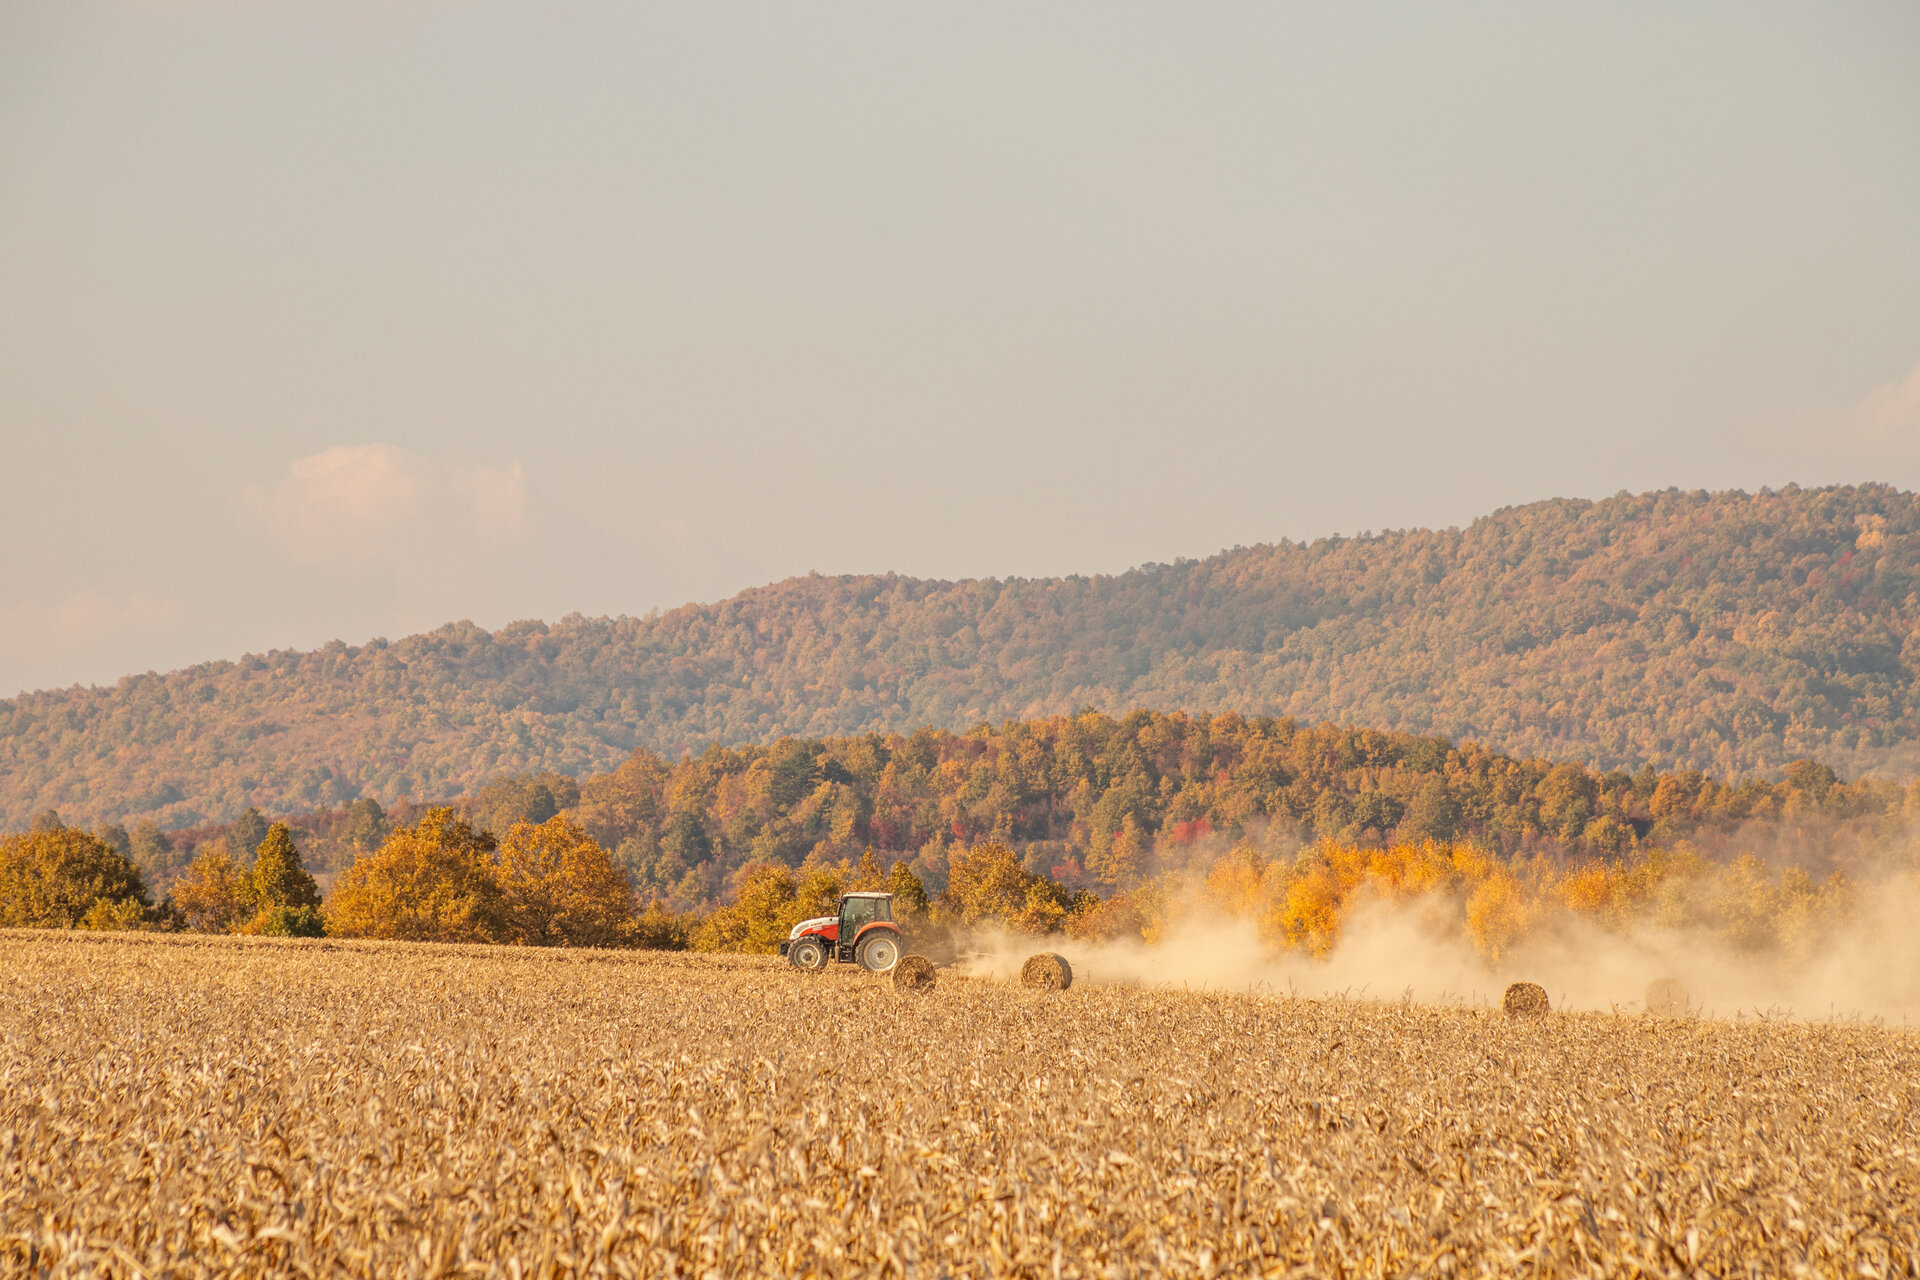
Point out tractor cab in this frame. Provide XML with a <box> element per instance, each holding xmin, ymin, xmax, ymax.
<box><xmin>779</xmin><ymin>891</ymin><xmax>902</xmax><ymax>973</ymax></box>
<box><xmin>837</xmin><ymin>891</ymin><xmax>892</xmax><ymax>937</ymax></box>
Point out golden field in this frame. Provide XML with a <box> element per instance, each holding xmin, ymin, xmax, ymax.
<box><xmin>3</xmin><ymin>932</ymin><xmax>1917</xmax><ymax>1278</ymax></box>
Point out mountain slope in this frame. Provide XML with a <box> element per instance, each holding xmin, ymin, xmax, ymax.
<box><xmin>6</xmin><ymin>483</ymin><xmax>1920</xmax><ymax>830</ymax></box>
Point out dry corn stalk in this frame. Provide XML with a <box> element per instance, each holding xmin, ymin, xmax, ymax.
<box><xmin>3</xmin><ymin>928</ymin><xmax>1916</xmax><ymax>1279</ymax></box>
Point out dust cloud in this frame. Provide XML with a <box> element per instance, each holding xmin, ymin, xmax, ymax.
<box><xmin>957</xmin><ymin>874</ymin><xmax>1920</xmax><ymax>1024</ymax></box>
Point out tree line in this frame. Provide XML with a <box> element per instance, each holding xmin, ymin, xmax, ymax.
<box><xmin>1</xmin><ymin>799</ymin><xmax>1887</xmax><ymax>975</ymax></box>
<box><xmin>0</xmin><ymin>805</ymin><xmax>1036</xmax><ymax>953</ymax></box>
<box><xmin>6</xmin><ymin>710</ymin><xmax>1917</xmax><ymax>958</ymax></box>
<box><xmin>504</xmin><ymin>710</ymin><xmax>1916</xmax><ymax>913</ymax></box>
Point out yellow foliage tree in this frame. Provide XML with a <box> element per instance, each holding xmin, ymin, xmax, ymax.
<box><xmin>629</xmin><ymin>899</ymin><xmax>693</xmax><ymax>950</ymax></box>
<box><xmin>78</xmin><ymin>896</ymin><xmax>149</xmax><ymax>931</ymax></box>
<box><xmin>1063</xmin><ymin>889</ymin><xmax>1152</xmax><ymax>943</ymax></box>
<box><xmin>1086</xmin><ymin>815</ymin><xmax>1148</xmax><ymax>888</ymax></box>
<box><xmin>1463</xmin><ymin>872</ymin><xmax>1530</xmax><ymax>962</ymax></box>
<box><xmin>1276</xmin><ymin>868</ymin><xmax>1345</xmax><ymax>956</ymax></box>
<box><xmin>326</xmin><ymin>809</ymin><xmax>505</xmax><ymax>942</ymax></box>
<box><xmin>495</xmin><ymin>816</ymin><xmax>635</xmax><ymax>947</ymax></box>
<box><xmin>942</xmin><ymin>843</ymin><xmax>1082</xmax><ymax>935</ymax></box>
<box><xmin>885</xmin><ymin>858</ymin><xmax>930</xmax><ymax>921</ymax></box>
<box><xmin>693</xmin><ymin>864</ymin><xmax>844</xmax><ymax>953</ymax></box>
<box><xmin>0</xmin><ymin>826</ymin><xmax>150</xmax><ymax>929</ymax></box>
<box><xmin>170</xmin><ymin>841</ymin><xmax>251</xmax><ymax>933</ymax></box>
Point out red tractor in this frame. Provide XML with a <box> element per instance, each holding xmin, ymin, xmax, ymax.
<box><xmin>779</xmin><ymin>891</ymin><xmax>903</xmax><ymax>973</ymax></box>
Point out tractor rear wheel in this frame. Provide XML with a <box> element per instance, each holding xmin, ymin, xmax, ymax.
<box><xmin>855</xmin><ymin>933</ymin><xmax>900</xmax><ymax>973</ymax></box>
<box><xmin>790</xmin><ymin>937</ymin><xmax>828</xmax><ymax>972</ymax></box>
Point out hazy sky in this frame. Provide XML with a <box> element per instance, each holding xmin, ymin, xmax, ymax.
<box><xmin>3</xmin><ymin>2</ymin><xmax>1918</xmax><ymax>696</ymax></box>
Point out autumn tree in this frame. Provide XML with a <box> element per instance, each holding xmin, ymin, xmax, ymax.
<box><xmin>1086</xmin><ymin>815</ymin><xmax>1148</xmax><ymax>888</ymax></box>
<box><xmin>942</xmin><ymin>843</ymin><xmax>1082</xmax><ymax>935</ymax></box>
<box><xmin>230</xmin><ymin>807</ymin><xmax>270</xmax><ymax>857</ymax></box>
<box><xmin>126</xmin><ymin>819</ymin><xmax>188</xmax><ymax>882</ymax></box>
<box><xmin>494</xmin><ymin>815</ymin><xmax>634</xmax><ymax>947</ymax></box>
<box><xmin>629</xmin><ymin>899</ymin><xmax>693</xmax><ymax>950</ymax></box>
<box><xmin>169</xmin><ymin>841</ymin><xmax>251</xmax><ymax>933</ymax></box>
<box><xmin>244</xmin><ymin>822</ymin><xmax>324</xmax><ymax>936</ymax></box>
<box><xmin>325</xmin><ymin>809</ymin><xmax>504</xmax><ymax>942</ymax></box>
<box><xmin>0</xmin><ymin>827</ymin><xmax>151</xmax><ymax>929</ymax></box>
<box><xmin>1400</xmin><ymin>777</ymin><xmax>1460</xmax><ymax>843</ymax></box>
<box><xmin>693</xmin><ymin>864</ymin><xmax>843</xmax><ymax>953</ymax></box>
<box><xmin>468</xmin><ymin>772</ymin><xmax>580</xmax><ymax>836</ymax></box>
<box><xmin>1064</xmin><ymin>890</ymin><xmax>1153</xmax><ymax>944</ymax></box>
<box><xmin>886</xmin><ymin>858</ymin><xmax>930</xmax><ymax>920</ymax></box>
<box><xmin>342</xmin><ymin>798</ymin><xmax>389</xmax><ymax>852</ymax></box>
<box><xmin>572</xmin><ymin>753</ymin><xmax>667</xmax><ymax>851</ymax></box>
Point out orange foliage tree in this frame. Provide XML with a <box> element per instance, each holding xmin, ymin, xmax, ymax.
<box><xmin>326</xmin><ymin>809</ymin><xmax>505</xmax><ymax>943</ymax></box>
<box><xmin>169</xmin><ymin>841</ymin><xmax>251</xmax><ymax>933</ymax></box>
<box><xmin>1172</xmin><ymin>836</ymin><xmax>1864</xmax><ymax>965</ymax></box>
<box><xmin>495</xmin><ymin>816</ymin><xmax>636</xmax><ymax>947</ymax></box>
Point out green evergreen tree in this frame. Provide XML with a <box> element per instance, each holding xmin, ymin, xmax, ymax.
<box><xmin>248</xmin><ymin>823</ymin><xmax>321</xmax><ymax>910</ymax></box>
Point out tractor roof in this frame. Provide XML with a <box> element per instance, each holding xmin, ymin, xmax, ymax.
<box><xmin>842</xmin><ymin>891</ymin><xmax>893</xmax><ymax>899</ymax></box>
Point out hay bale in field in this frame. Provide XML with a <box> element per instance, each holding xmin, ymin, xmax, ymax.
<box><xmin>1502</xmin><ymin>981</ymin><xmax>1550</xmax><ymax>1018</ymax></box>
<box><xmin>1021</xmin><ymin>952</ymin><xmax>1072</xmax><ymax>991</ymax></box>
<box><xmin>893</xmin><ymin>955</ymin><xmax>937</xmax><ymax>993</ymax></box>
<box><xmin>1644</xmin><ymin>977</ymin><xmax>1690</xmax><ymax>1017</ymax></box>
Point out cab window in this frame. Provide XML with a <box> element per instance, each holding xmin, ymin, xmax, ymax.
<box><xmin>841</xmin><ymin>897</ymin><xmax>875</xmax><ymax>929</ymax></box>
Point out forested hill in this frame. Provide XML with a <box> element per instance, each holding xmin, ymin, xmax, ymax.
<box><xmin>7</xmin><ymin>483</ymin><xmax>1920</xmax><ymax>831</ymax></box>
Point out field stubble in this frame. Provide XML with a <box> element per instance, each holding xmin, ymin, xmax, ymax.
<box><xmin>3</xmin><ymin>931</ymin><xmax>1918</xmax><ymax>1278</ymax></box>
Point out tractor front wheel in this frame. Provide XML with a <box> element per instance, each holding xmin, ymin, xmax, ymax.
<box><xmin>855</xmin><ymin>934</ymin><xmax>900</xmax><ymax>974</ymax></box>
<box><xmin>790</xmin><ymin>937</ymin><xmax>828</xmax><ymax>972</ymax></box>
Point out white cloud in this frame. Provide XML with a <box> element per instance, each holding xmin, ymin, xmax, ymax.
<box><xmin>1758</xmin><ymin>360</ymin><xmax>1920</xmax><ymax>481</ymax></box>
<box><xmin>1852</xmin><ymin>362</ymin><xmax>1920</xmax><ymax>445</ymax></box>
<box><xmin>244</xmin><ymin>444</ymin><xmax>532</xmax><ymax>573</ymax></box>
<box><xmin>0</xmin><ymin>444</ymin><xmax>759</xmax><ymax>694</ymax></box>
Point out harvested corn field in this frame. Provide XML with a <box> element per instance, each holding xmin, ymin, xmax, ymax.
<box><xmin>4</xmin><ymin>932</ymin><xmax>1919</xmax><ymax>1277</ymax></box>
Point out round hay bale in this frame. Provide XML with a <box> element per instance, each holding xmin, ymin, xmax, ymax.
<box><xmin>1502</xmin><ymin>981</ymin><xmax>1550</xmax><ymax>1018</ymax></box>
<box><xmin>1644</xmin><ymin>977</ymin><xmax>1690</xmax><ymax>1018</ymax></box>
<box><xmin>893</xmin><ymin>954</ymin><xmax>937</xmax><ymax>993</ymax></box>
<box><xmin>1022</xmin><ymin>953</ymin><xmax>1072</xmax><ymax>990</ymax></box>
<box><xmin>1021</xmin><ymin>952</ymin><xmax>1073</xmax><ymax>991</ymax></box>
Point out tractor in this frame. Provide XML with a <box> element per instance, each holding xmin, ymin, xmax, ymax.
<box><xmin>779</xmin><ymin>891</ymin><xmax>903</xmax><ymax>973</ymax></box>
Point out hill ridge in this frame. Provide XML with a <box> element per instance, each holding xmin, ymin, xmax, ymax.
<box><xmin>6</xmin><ymin>482</ymin><xmax>1919</xmax><ymax>830</ymax></box>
